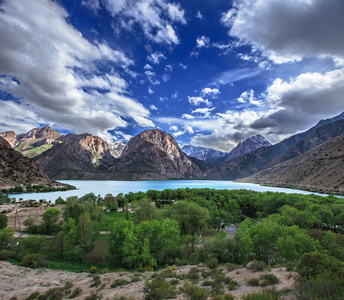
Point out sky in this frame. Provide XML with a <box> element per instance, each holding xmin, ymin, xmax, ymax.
<box><xmin>0</xmin><ymin>0</ymin><xmax>344</xmax><ymax>152</ymax></box>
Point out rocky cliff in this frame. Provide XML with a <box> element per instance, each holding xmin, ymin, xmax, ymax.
<box><xmin>181</xmin><ymin>145</ymin><xmax>227</xmax><ymax>163</ymax></box>
<box><xmin>0</xmin><ymin>137</ymin><xmax>59</xmax><ymax>189</ymax></box>
<box><xmin>110</xmin><ymin>129</ymin><xmax>204</xmax><ymax>180</ymax></box>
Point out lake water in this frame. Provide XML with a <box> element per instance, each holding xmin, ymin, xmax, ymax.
<box><xmin>10</xmin><ymin>180</ymin><xmax>323</xmax><ymax>202</ymax></box>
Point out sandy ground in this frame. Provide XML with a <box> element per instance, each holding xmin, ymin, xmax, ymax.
<box><xmin>0</xmin><ymin>261</ymin><xmax>296</xmax><ymax>300</ymax></box>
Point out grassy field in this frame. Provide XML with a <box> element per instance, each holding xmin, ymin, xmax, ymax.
<box><xmin>99</xmin><ymin>211</ymin><xmax>134</xmax><ymax>231</ymax></box>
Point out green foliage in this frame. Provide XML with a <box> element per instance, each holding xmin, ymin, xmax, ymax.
<box><xmin>296</xmin><ymin>252</ymin><xmax>344</xmax><ymax>278</ymax></box>
<box><xmin>69</xmin><ymin>287</ymin><xmax>82</xmax><ymax>298</ymax></box>
<box><xmin>107</xmin><ymin>218</ymin><xmax>182</xmax><ymax>268</ymax></box>
<box><xmin>143</xmin><ymin>277</ymin><xmax>177</xmax><ymax>300</ymax></box>
<box><xmin>55</xmin><ymin>197</ymin><xmax>66</xmax><ymax>205</ymax></box>
<box><xmin>42</xmin><ymin>207</ymin><xmax>60</xmax><ymax>234</ymax></box>
<box><xmin>20</xmin><ymin>235</ymin><xmax>46</xmax><ymax>254</ymax></box>
<box><xmin>206</xmin><ymin>257</ymin><xmax>219</xmax><ymax>269</ymax></box>
<box><xmin>21</xmin><ymin>253</ymin><xmax>48</xmax><ymax>268</ymax></box>
<box><xmin>84</xmin><ymin>291</ymin><xmax>99</xmax><ymax>300</ymax></box>
<box><xmin>247</xmin><ymin>278</ymin><xmax>260</xmax><ymax>286</ymax></box>
<box><xmin>186</xmin><ymin>267</ymin><xmax>200</xmax><ymax>283</ymax></box>
<box><xmin>242</xmin><ymin>288</ymin><xmax>280</xmax><ymax>300</ymax></box>
<box><xmin>182</xmin><ymin>284</ymin><xmax>208</xmax><ymax>300</ymax></box>
<box><xmin>90</xmin><ymin>274</ymin><xmax>101</xmax><ymax>288</ymax></box>
<box><xmin>0</xmin><ymin>228</ymin><xmax>14</xmax><ymax>250</ymax></box>
<box><xmin>259</xmin><ymin>274</ymin><xmax>280</xmax><ymax>287</ymax></box>
<box><xmin>110</xmin><ymin>279</ymin><xmax>130</xmax><ymax>288</ymax></box>
<box><xmin>0</xmin><ymin>214</ymin><xmax>8</xmax><ymax>229</ymax></box>
<box><xmin>132</xmin><ymin>198</ymin><xmax>157</xmax><ymax>224</ymax></box>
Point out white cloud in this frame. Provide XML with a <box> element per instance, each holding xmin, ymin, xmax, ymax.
<box><xmin>187</xmin><ymin>96</ymin><xmax>212</xmax><ymax>107</ymax></box>
<box><xmin>103</xmin><ymin>0</ymin><xmax>186</xmax><ymax>45</ymax></box>
<box><xmin>144</xmin><ymin>64</ymin><xmax>153</xmax><ymax>70</ymax></box>
<box><xmin>0</xmin><ymin>0</ymin><xmax>154</xmax><ymax>138</ymax></box>
<box><xmin>196</xmin><ymin>11</ymin><xmax>204</xmax><ymax>20</ymax></box>
<box><xmin>223</xmin><ymin>0</ymin><xmax>344</xmax><ymax>63</ymax></box>
<box><xmin>179</xmin><ymin>63</ymin><xmax>187</xmax><ymax>69</ymax></box>
<box><xmin>184</xmin><ymin>125</ymin><xmax>194</xmax><ymax>134</ymax></box>
<box><xmin>172</xmin><ymin>130</ymin><xmax>184</xmax><ymax>137</ymax></box>
<box><xmin>172</xmin><ymin>91</ymin><xmax>178</xmax><ymax>99</ymax></box>
<box><xmin>150</xmin><ymin>104</ymin><xmax>158</xmax><ymax>110</ymax></box>
<box><xmin>148</xmin><ymin>87</ymin><xmax>155</xmax><ymax>94</ymax></box>
<box><xmin>196</xmin><ymin>36</ymin><xmax>210</xmax><ymax>48</ymax></box>
<box><xmin>201</xmin><ymin>87</ymin><xmax>220</xmax><ymax>97</ymax></box>
<box><xmin>147</xmin><ymin>52</ymin><xmax>166</xmax><ymax>64</ymax></box>
<box><xmin>169</xmin><ymin>125</ymin><xmax>178</xmax><ymax>131</ymax></box>
<box><xmin>237</xmin><ymin>89</ymin><xmax>261</xmax><ymax>106</ymax></box>
<box><xmin>181</xmin><ymin>114</ymin><xmax>194</xmax><ymax>120</ymax></box>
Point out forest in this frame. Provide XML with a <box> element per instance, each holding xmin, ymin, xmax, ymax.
<box><xmin>0</xmin><ymin>188</ymin><xmax>343</xmax><ymax>299</ymax></box>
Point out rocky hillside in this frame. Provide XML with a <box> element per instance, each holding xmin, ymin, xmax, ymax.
<box><xmin>110</xmin><ymin>129</ymin><xmax>205</xmax><ymax>180</ymax></box>
<box><xmin>109</xmin><ymin>141</ymin><xmax>126</xmax><ymax>158</ymax></box>
<box><xmin>212</xmin><ymin>134</ymin><xmax>271</xmax><ymax>166</ymax></box>
<box><xmin>181</xmin><ymin>145</ymin><xmax>227</xmax><ymax>163</ymax></box>
<box><xmin>208</xmin><ymin>114</ymin><xmax>344</xmax><ymax>181</ymax></box>
<box><xmin>0</xmin><ymin>136</ymin><xmax>61</xmax><ymax>189</ymax></box>
<box><xmin>240</xmin><ymin>134</ymin><xmax>344</xmax><ymax>194</ymax></box>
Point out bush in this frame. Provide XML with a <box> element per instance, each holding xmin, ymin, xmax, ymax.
<box><xmin>212</xmin><ymin>295</ymin><xmax>235</xmax><ymax>300</ymax></box>
<box><xmin>21</xmin><ymin>253</ymin><xmax>48</xmax><ymax>268</ymax></box>
<box><xmin>259</xmin><ymin>274</ymin><xmax>280</xmax><ymax>287</ymax></box>
<box><xmin>242</xmin><ymin>288</ymin><xmax>280</xmax><ymax>300</ymax></box>
<box><xmin>296</xmin><ymin>252</ymin><xmax>344</xmax><ymax>278</ymax></box>
<box><xmin>186</xmin><ymin>267</ymin><xmax>200</xmax><ymax>283</ymax></box>
<box><xmin>90</xmin><ymin>274</ymin><xmax>101</xmax><ymax>288</ymax></box>
<box><xmin>44</xmin><ymin>288</ymin><xmax>63</xmax><ymax>300</ymax></box>
<box><xmin>0</xmin><ymin>214</ymin><xmax>8</xmax><ymax>229</ymax></box>
<box><xmin>247</xmin><ymin>278</ymin><xmax>260</xmax><ymax>286</ymax></box>
<box><xmin>143</xmin><ymin>277</ymin><xmax>177</xmax><ymax>300</ymax></box>
<box><xmin>252</xmin><ymin>260</ymin><xmax>267</xmax><ymax>272</ymax></box>
<box><xmin>206</xmin><ymin>257</ymin><xmax>219</xmax><ymax>269</ymax></box>
<box><xmin>85</xmin><ymin>291</ymin><xmax>99</xmax><ymax>300</ymax></box>
<box><xmin>69</xmin><ymin>287</ymin><xmax>82</xmax><ymax>298</ymax></box>
<box><xmin>182</xmin><ymin>284</ymin><xmax>208</xmax><ymax>300</ymax></box>
<box><xmin>111</xmin><ymin>279</ymin><xmax>130</xmax><ymax>288</ymax></box>
<box><xmin>224</xmin><ymin>263</ymin><xmax>241</xmax><ymax>272</ymax></box>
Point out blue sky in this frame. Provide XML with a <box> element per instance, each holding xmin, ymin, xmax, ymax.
<box><xmin>0</xmin><ymin>0</ymin><xmax>343</xmax><ymax>151</ymax></box>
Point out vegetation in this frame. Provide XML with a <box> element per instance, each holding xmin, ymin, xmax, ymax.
<box><xmin>0</xmin><ymin>187</ymin><xmax>343</xmax><ymax>298</ymax></box>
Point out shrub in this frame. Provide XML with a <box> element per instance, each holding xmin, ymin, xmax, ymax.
<box><xmin>242</xmin><ymin>288</ymin><xmax>280</xmax><ymax>300</ymax></box>
<box><xmin>25</xmin><ymin>292</ymin><xmax>41</xmax><ymax>300</ymax></box>
<box><xmin>85</xmin><ymin>291</ymin><xmax>99</xmax><ymax>300</ymax></box>
<box><xmin>182</xmin><ymin>284</ymin><xmax>208</xmax><ymax>300</ymax></box>
<box><xmin>0</xmin><ymin>249</ymin><xmax>11</xmax><ymax>260</ymax></box>
<box><xmin>247</xmin><ymin>278</ymin><xmax>260</xmax><ymax>286</ymax></box>
<box><xmin>90</xmin><ymin>274</ymin><xmax>101</xmax><ymax>288</ymax></box>
<box><xmin>252</xmin><ymin>260</ymin><xmax>267</xmax><ymax>272</ymax></box>
<box><xmin>143</xmin><ymin>277</ymin><xmax>177</xmax><ymax>300</ymax></box>
<box><xmin>111</xmin><ymin>279</ymin><xmax>130</xmax><ymax>288</ymax></box>
<box><xmin>44</xmin><ymin>288</ymin><xmax>63</xmax><ymax>300</ymax></box>
<box><xmin>0</xmin><ymin>214</ymin><xmax>8</xmax><ymax>229</ymax></box>
<box><xmin>224</xmin><ymin>263</ymin><xmax>241</xmax><ymax>272</ymax></box>
<box><xmin>206</xmin><ymin>258</ymin><xmax>219</xmax><ymax>269</ymax></box>
<box><xmin>69</xmin><ymin>287</ymin><xmax>82</xmax><ymax>298</ymax></box>
<box><xmin>186</xmin><ymin>268</ymin><xmax>200</xmax><ymax>283</ymax></box>
<box><xmin>89</xmin><ymin>266</ymin><xmax>98</xmax><ymax>274</ymax></box>
<box><xmin>259</xmin><ymin>274</ymin><xmax>280</xmax><ymax>287</ymax></box>
<box><xmin>213</xmin><ymin>294</ymin><xmax>235</xmax><ymax>300</ymax></box>
<box><xmin>170</xmin><ymin>278</ymin><xmax>179</xmax><ymax>285</ymax></box>
<box><xmin>21</xmin><ymin>253</ymin><xmax>48</xmax><ymax>268</ymax></box>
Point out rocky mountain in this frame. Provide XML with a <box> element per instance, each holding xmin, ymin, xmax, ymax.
<box><xmin>181</xmin><ymin>145</ymin><xmax>227</xmax><ymax>163</ymax></box>
<box><xmin>0</xmin><ymin>126</ymin><xmax>62</xmax><ymax>158</ymax></box>
<box><xmin>109</xmin><ymin>141</ymin><xmax>126</xmax><ymax>158</ymax></box>
<box><xmin>0</xmin><ymin>136</ymin><xmax>60</xmax><ymax>189</ymax></box>
<box><xmin>240</xmin><ymin>134</ymin><xmax>344</xmax><ymax>194</ymax></box>
<box><xmin>110</xmin><ymin>129</ymin><xmax>205</xmax><ymax>180</ymax></box>
<box><xmin>212</xmin><ymin>134</ymin><xmax>271</xmax><ymax>166</ymax></box>
<box><xmin>208</xmin><ymin>113</ymin><xmax>344</xmax><ymax>181</ymax></box>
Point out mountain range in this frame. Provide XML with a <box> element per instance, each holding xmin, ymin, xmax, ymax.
<box><xmin>1</xmin><ymin>112</ymin><xmax>344</xmax><ymax>194</ymax></box>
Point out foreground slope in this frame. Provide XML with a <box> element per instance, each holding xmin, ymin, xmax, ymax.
<box><xmin>0</xmin><ymin>137</ymin><xmax>60</xmax><ymax>189</ymax></box>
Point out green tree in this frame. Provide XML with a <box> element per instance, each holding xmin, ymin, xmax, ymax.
<box><xmin>0</xmin><ymin>214</ymin><xmax>8</xmax><ymax>229</ymax></box>
<box><xmin>42</xmin><ymin>207</ymin><xmax>60</xmax><ymax>233</ymax></box>
<box><xmin>132</xmin><ymin>198</ymin><xmax>157</xmax><ymax>224</ymax></box>
<box><xmin>0</xmin><ymin>228</ymin><xmax>14</xmax><ymax>250</ymax></box>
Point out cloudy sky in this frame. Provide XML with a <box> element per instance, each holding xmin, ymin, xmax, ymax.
<box><xmin>0</xmin><ymin>0</ymin><xmax>343</xmax><ymax>151</ymax></box>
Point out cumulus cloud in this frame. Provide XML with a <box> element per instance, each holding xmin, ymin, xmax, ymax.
<box><xmin>196</xmin><ymin>11</ymin><xmax>204</xmax><ymax>20</ymax></box>
<box><xmin>103</xmin><ymin>0</ymin><xmax>186</xmax><ymax>45</ymax></box>
<box><xmin>237</xmin><ymin>89</ymin><xmax>261</xmax><ymax>106</ymax></box>
<box><xmin>150</xmin><ymin>104</ymin><xmax>158</xmax><ymax>110</ymax></box>
<box><xmin>181</xmin><ymin>107</ymin><xmax>215</xmax><ymax>120</ymax></box>
<box><xmin>187</xmin><ymin>96</ymin><xmax>212</xmax><ymax>106</ymax></box>
<box><xmin>196</xmin><ymin>36</ymin><xmax>210</xmax><ymax>48</ymax></box>
<box><xmin>251</xmin><ymin>69</ymin><xmax>344</xmax><ymax>135</ymax></box>
<box><xmin>223</xmin><ymin>0</ymin><xmax>344</xmax><ymax>63</ymax></box>
<box><xmin>201</xmin><ymin>87</ymin><xmax>220</xmax><ymax>98</ymax></box>
<box><xmin>0</xmin><ymin>0</ymin><xmax>154</xmax><ymax>139</ymax></box>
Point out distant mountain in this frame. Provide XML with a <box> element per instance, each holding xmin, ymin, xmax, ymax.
<box><xmin>181</xmin><ymin>145</ymin><xmax>227</xmax><ymax>162</ymax></box>
<box><xmin>110</xmin><ymin>129</ymin><xmax>205</xmax><ymax>180</ymax></box>
<box><xmin>208</xmin><ymin>113</ymin><xmax>344</xmax><ymax>181</ymax></box>
<box><xmin>0</xmin><ymin>126</ymin><xmax>62</xmax><ymax>158</ymax></box>
<box><xmin>212</xmin><ymin>134</ymin><xmax>271</xmax><ymax>166</ymax></box>
<box><xmin>0</xmin><ymin>136</ymin><xmax>60</xmax><ymax>189</ymax></box>
<box><xmin>240</xmin><ymin>134</ymin><xmax>344</xmax><ymax>194</ymax></box>
<box><xmin>109</xmin><ymin>141</ymin><xmax>126</xmax><ymax>158</ymax></box>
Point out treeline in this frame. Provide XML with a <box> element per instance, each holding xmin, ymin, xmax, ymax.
<box><xmin>0</xmin><ymin>188</ymin><xmax>344</xmax><ymax>297</ymax></box>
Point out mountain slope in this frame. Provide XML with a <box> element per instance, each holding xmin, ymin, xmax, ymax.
<box><xmin>240</xmin><ymin>134</ymin><xmax>344</xmax><ymax>194</ymax></box>
<box><xmin>110</xmin><ymin>129</ymin><xmax>204</xmax><ymax>180</ymax></box>
<box><xmin>181</xmin><ymin>145</ymin><xmax>227</xmax><ymax>162</ymax></box>
<box><xmin>0</xmin><ymin>137</ymin><xmax>59</xmax><ymax>189</ymax></box>
<box><xmin>208</xmin><ymin>114</ymin><xmax>344</xmax><ymax>180</ymax></box>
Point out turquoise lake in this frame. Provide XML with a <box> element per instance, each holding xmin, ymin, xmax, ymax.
<box><xmin>10</xmin><ymin>180</ymin><xmax>323</xmax><ymax>202</ymax></box>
